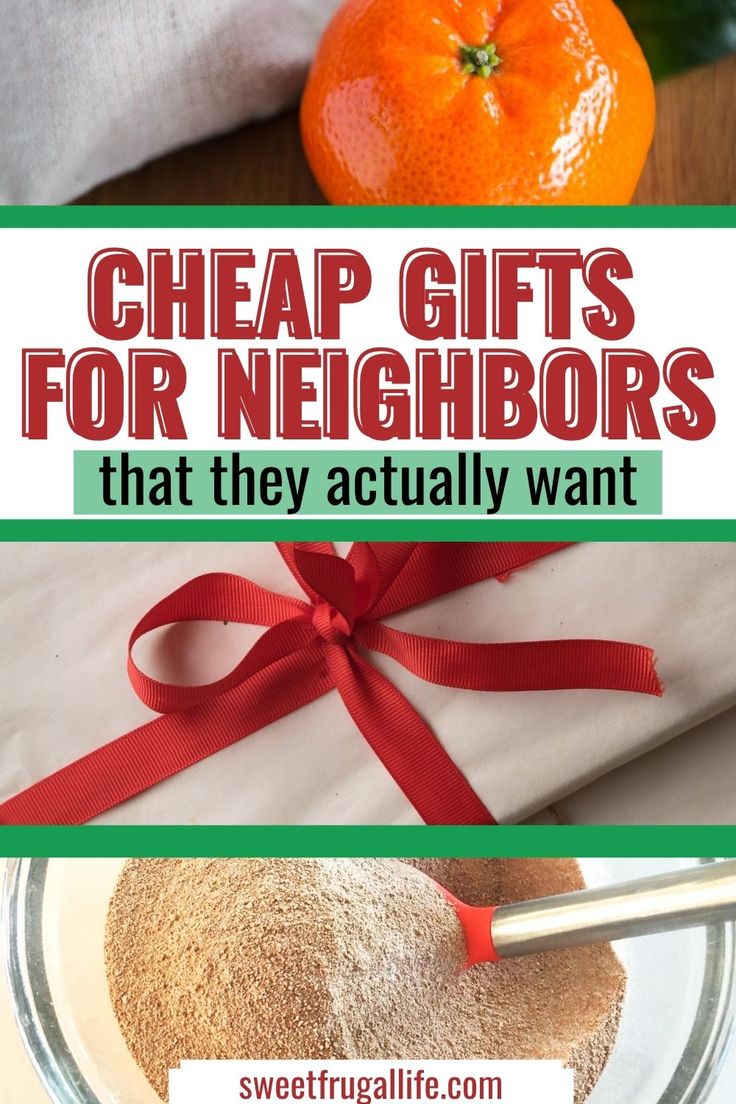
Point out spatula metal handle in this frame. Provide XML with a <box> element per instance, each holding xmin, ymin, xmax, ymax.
<box><xmin>491</xmin><ymin>860</ymin><xmax>736</xmax><ymax>959</ymax></box>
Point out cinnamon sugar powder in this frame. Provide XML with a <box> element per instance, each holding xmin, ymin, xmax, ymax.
<box><xmin>105</xmin><ymin>859</ymin><xmax>625</xmax><ymax>1103</ymax></box>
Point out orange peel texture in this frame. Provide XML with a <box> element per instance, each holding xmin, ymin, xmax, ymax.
<box><xmin>300</xmin><ymin>0</ymin><xmax>656</xmax><ymax>205</ymax></box>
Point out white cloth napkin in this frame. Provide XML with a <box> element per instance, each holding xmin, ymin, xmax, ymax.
<box><xmin>1</xmin><ymin>542</ymin><xmax>735</xmax><ymax>825</ymax></box>
<box><xmin>0</xmin><ymin>0</ymin><xmax>340</xmax><ymax>204</ymax></box>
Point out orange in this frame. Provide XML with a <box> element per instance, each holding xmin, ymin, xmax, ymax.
<box><xmin>300</xmin><ymin>0</ymin><xmax>655</xmax><ymax>205</ymax></box>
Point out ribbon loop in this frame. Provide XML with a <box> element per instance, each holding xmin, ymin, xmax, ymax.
<box><xmin>369</xmin><ymin>542</ymin><xmax>573</xmax><ymax>618</ymax></box>
<box><xmin>276</xmin><ymin>541</ymin><xmax>336</xmax><ymax>602</ymax></box>
<box><xmin>127</xmin><ymin>572</ymin><xmax>310</xmax><ymax>714</ymax></box>
<box><xmin>293</xmin><ymin>546</ymin><xmax>358</xmax><ymax>630</ymax></box>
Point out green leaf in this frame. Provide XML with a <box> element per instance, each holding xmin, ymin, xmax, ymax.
<box><xmin>617</xmin><ymin>0</ymin><xmax>736</xmax><ymax>79</ymax></box>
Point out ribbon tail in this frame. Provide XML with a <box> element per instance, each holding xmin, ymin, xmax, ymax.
<box><xmin>358</xmin><ymin>622</ymin><xmax>662</xmax><ymax>695</ymax></box>
<box><xmin>0</xmin><ymin>641</ymin><xmax>330</xmax><ymax>826</ymax></box>
<box><xmin>323</xmin><ymin>642</ymin><xmax>496</xmax><ymax>826</ymax></box>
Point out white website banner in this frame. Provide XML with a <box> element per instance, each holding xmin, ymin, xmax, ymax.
<box><xmin>168</xmin><ymin>1060</ymin><xmax>574</xmax><ymax>1104</ymax></box>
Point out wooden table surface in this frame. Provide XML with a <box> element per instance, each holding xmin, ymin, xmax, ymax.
<box><xmin>81</xmin><ymin>55</ymin><xmax>736</xmax><ymax>206</ymax></box>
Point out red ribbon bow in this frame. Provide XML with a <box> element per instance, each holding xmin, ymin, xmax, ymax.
<box><xmin>0</xmin><ymin>542</ymin><xmax>661</xmax><ymax>826</ymax></box>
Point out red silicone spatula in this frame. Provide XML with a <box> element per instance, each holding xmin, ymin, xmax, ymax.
<box><xmin>433</xmin><ymin>860</ymin><xmax>736</xmax><ymax>968</ymax></box>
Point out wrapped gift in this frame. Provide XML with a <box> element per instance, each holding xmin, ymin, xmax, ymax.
<box><xmin>0</xmin><ymin>541</ymin><xmax>735</xmax><ymax>825</ymax></box>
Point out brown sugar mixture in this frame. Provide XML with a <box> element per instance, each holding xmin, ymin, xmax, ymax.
<box><xmin>105</xmin><ymin>859</ymin><xmax>625</xmax><ymax>1103</ymax></box>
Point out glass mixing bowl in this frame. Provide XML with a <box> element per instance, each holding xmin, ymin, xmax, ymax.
<box><xmin>3</xmin><ymin>858</ymin><xmax>736</xmax><ymax>1104</ymax></box>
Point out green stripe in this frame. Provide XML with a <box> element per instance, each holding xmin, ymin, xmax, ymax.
<box><xmin>0</xmin><ymin>825</ymin><xmax>734</xmax><ymax>857</ymax></box>
<box><xmin>0</xmin><ymin>519</ymin><xmax>732</xmax><ymax>540</ymax></box>
<box><xmin>2</xmin><ymin>205</ymin><xmax>736</xmax><ymax>228</ymax></box>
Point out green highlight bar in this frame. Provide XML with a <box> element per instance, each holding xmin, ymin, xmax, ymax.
<box><xmin>74</xmin><ymin>450</ymin><xmax>662</xmax><ymax>517</ymax></box>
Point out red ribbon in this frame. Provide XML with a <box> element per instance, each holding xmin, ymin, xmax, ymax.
<box><xmin>0</xmin><ymin>542</ymin><xmax>662</xmax><ymax>826</ymax></box>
